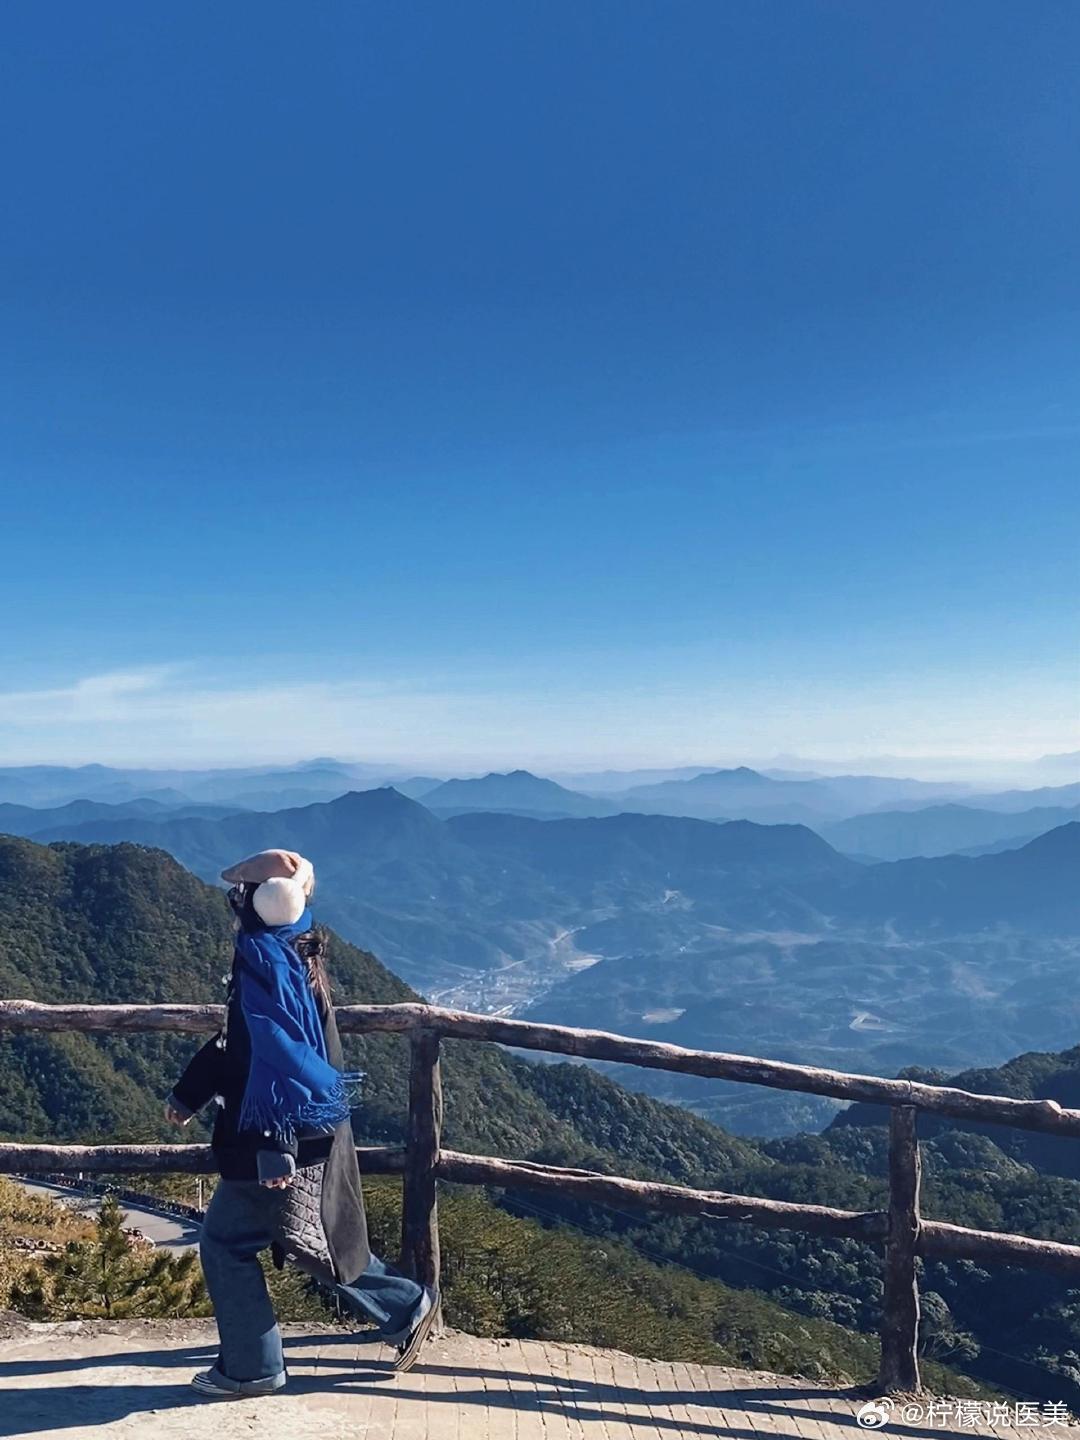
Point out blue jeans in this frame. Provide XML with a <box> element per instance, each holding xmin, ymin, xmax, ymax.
<box><xmin>200</xmin><ymin>1177</ymin><xmax>424</xmax><ymax>1383</ymax></box>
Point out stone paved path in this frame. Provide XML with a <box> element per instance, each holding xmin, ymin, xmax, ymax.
<box><xmin>0</xmin><ymin>1319</ymin><xmax>1071</xmax><ymax>1440</ymax></box>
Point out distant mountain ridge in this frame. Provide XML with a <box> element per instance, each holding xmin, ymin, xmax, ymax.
<box><xmin>0</xmin><ymin>798</ymin><xmax>240</xmax><ymax>837</ymax></box>
<box><xmin>818</xmin><ymin>802</ymin><xmax>1080</xmax><ymax>860</ymax></box>
<box><xmin>446</xmin><ymin>808</ymin><xmax>847</xmax><ymax>886</ymax></box>
<box><xmin>816</xmin><ymin>822</ymin><xmax>1080</xmax><ymax>933</ymax></box>
<box><xmin>617</xmin><ymin>766</ymin><xmax>835</xmax><ymax>823</ymax></box>
<box><xmin>883</xmin><ymin>780</ymin><xmax>1080</xmax><ymax>815</ymax></box>
<box><xmin>607</xmin><ymin>766</ymin><xmax>978</xmax><ymax>825</ymax></box>
<box><xmin>422</xmin><ymin>769</ymin><xmax>619</xmax><ymax>818</ymax></box>
<box><xmin>0</xmin><ymin>761</ymin><xmax>414</xmax><ymax>811</ymax></box>
<box><xmin>2</xmin><ymin>759</ymin><xmax>1075</xmax><ymax>828</ymax></box>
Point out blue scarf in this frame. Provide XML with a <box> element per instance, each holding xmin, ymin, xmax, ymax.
<box><xmin>234</xmin><ymin>909</ymin><xmax>360</xmax><ymax>1145</ymax></box>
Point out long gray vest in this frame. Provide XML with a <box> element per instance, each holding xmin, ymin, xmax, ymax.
<box><xmin>271</xmin><ymin>1001</ymin><xmax>370</xmax><ymax>1285</ymax></box>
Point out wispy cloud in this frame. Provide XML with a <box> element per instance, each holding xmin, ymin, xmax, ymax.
<box><xmin>0</xmin><ymin>665</ymin><xmax>450</xmax><ymax>765</ymax></box>
<box><xmin>0</xmin><ymin>667</ymin><xmax>181</xmax><ymax>726</ymax></box>
<box><xmin>0</xmin><ymin>662</ymin><xmax>1074</xmax><ymax>775</ymax></box>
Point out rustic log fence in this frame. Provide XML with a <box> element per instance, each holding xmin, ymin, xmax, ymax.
<box><xmin>3</xmin><ymin>997</ymin><xmax>1080</xmax><ymax>1393</ymax></box>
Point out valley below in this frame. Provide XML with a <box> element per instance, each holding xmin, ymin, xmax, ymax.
<box><xmin>522</xmin><ymin>928</ymin><xmax>1080</xmax><ymax>1133</ymax></box>
<box><xmin>417</xmin><ymin>909</ymin><xmax>1080</xmax><ymax>1136</ymax></box>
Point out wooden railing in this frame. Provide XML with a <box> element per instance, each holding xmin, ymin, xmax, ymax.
<box><xmin>3</xmin><ymin>997</ymin><xmax>1080</xmax><ymax>1394</ymax></box>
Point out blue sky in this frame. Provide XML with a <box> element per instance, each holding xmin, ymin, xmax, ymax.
<box><xmin>1</xmin><ymin>1</ymin><xmax>1077</xmax><ymax>771</ymax></box>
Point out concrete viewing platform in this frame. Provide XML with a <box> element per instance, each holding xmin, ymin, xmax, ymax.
<box><xmin>0</xmin><ymin>1319</ymin><xmax>1070</xmax><ymax>1440</ymax></box>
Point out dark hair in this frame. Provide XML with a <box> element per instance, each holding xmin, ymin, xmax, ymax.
<box><xmin>294</xmin><ymin>925</ymin><xmax>332</xmax><ymax>1006</ymax></box>
<box><xmin>227</xmin><ymin>883</ymin><xmax>331</xmax><ymax>1005</ymax></box>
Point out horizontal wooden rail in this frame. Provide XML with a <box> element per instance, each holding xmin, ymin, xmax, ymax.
<box><xmin>0</xmin><ymin>1001</ymin><xmax>226</xmax><ymax>1035</ymax></box>
<box><xmin>2</xmin><ymin>998</ymin><xmax>1076</xmax><ymax>1137</ymax></box>
<box><xmin>0</xmin><ymin>1142</ymin><xmax>405</xmax><ymax>1176</ymax></box>
<box><xmin>7</xmin><ymin>1139</ymin><xmax>1080</xmax><ymax>1279</ymax></box>
<box><xmin>919</xmin><ymin>1218</ymin><xmax>1080</xmax><ymax>1278</ymax></box>
<box><xmin>437</xmin><ymin>1148</ymin><xmax>886</xmax><ymax>1240</ymax></box>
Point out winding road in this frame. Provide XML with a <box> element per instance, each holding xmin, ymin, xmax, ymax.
<box><xmin>11</xmin><ymin>1177</ymin><xmax>200</xmax><ymax>1253</ymax></box>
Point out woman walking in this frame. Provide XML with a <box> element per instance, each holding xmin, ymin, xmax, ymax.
<box><xmin>166</xmin><ymin>848</ymin><xmax>439</xmax><ymax>1398</ymax></box>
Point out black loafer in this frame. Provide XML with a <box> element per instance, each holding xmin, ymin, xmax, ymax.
<box><xmin>393</xmin><ymin>1287</ymin><xmax>440</xmax><ymax>1372</ymax></box>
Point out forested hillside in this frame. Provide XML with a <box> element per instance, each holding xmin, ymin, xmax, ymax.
<box><xmin>832</xmin><ymin>1046</ymin><xmax>1080</xmax><ymax>1179</ymax></box>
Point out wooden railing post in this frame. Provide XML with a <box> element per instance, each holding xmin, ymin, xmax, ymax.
<box><xmin>400</xmin><ymin>1026</ymin><xmax>443</xmax><ymax>1288</ymax></box>
<box><xmin>878</xmin><ymin>1105</ymin><xmax>922</xmax><ymax>1394</ymax></box>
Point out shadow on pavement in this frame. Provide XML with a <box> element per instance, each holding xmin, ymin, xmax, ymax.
<box><xmin>0</xmin><ymin>1335</ymin><xmax>966</xmax><ymax>1440</ymax></box>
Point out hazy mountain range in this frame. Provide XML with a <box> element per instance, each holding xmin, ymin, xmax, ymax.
<box><xmin>421</xmin><ymin>769</ymin><xmax>620</xmax><ymax>819</ymax></box>
<box><xmin>1</xmin><ymin>757</ymin><xmax>1074</xmax><ymax>822</ymax></box>
<box><xmin>818</xmin><ymin>802</ymin><xmax>1080</xmax><ymax>860</ymax></box>
<box><xmin>0</xmin><ymin>760</ymin><xmax>404</xmax><ymax>811</ymax></box>
<box><xmin>3</xmin><ymin>760</ymin><xmax>1077</xmax><ymax>1134</ymax></box>
<box><xmin>610</xmin><ymin>765</ymin><xmax>955</xmax><ymax>824</ymax></box>
<box><xmin>2</xmin><ymin>761</ymin><xmax>1074</xmax><ymax>862</ymax></box>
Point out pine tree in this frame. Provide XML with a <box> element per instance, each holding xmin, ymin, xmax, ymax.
<box><xmin>8</xmin><ymin>1263</ymin><xmax>49</xmax><ymax>1320</ymax></box>
<box><xmin>9</xmin><ymin>1193</ymin><xmax>208</xmax><ymax>1320</ymax></box>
